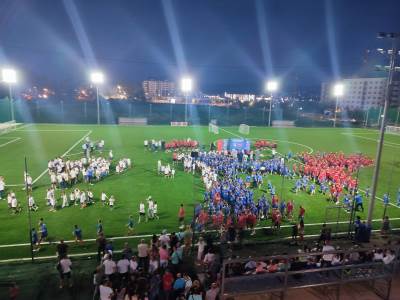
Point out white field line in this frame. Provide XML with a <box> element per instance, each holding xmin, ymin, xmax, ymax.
<box><xmin>0</xmin><ymin>217</ymin><xmax>398</xmax><ymax>249</ymax></box>
<box><xmin>341</xmin><ymin>133</ymin><xmax>400</xmax><ymax>148</ymax></box>
<box><xmin>220</xmin><ymin>127</ymin><xmax>399</xmax><ymax>209</ymax></box>
<box><xmin>15</xmin><ymin>124</ymin><xmax>32</xmax><ymax>130</ymax></box>
<box><xmin>31</xmin><ymin>130</ymin><xmax>92</xmax><ymax>185</ymax></box>
<box><xmin>0</xmin><ymin>137</ymin><xmax>21</xmax><ymax>148</ymax></box>
<box><xmin>1</xmin><ymin>228</ymin><xmax>399</xmax><ymax>264</ymax></box>
<box><xmin>17</xmin><ymin>129</ymin><xmax>90</xmax><ymax>132</ymax></box>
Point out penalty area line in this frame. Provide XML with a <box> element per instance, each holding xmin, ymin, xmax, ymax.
<box><xmin>31</xmin><ymin>130</ymin><xmax>92</xmax><ymax>185</ymax></box>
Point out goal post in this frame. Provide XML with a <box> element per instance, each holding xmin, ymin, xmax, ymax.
<box><xmin>238</xmin><ymin>124</ymin><xmax>250</xmax><ymax>135</ymax></box>
<box><xmin>386</xmin><ymin>125</ymin><xmax>400</xmax><ymax>135</ymax></box>
<box><xmin>0</xmin><ymin>120</ymin><xmax>17</xmax><ymax>135</ymax></box>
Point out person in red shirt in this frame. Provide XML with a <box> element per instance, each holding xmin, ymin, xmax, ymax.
<box><xmin>178</xmin><ymin>204</ymin><xmax>185</xmax><ymax>225</ymax></box>
<box><xmin>247</xmin><ymin>213</ymin><xmax>257</xmax><ymax>235</ymax></box>
<box><xmin>162</xmin><ymin>270</ymin><xmax>174</xmax><ymax>299</ymax></box>
<box><xmin>238</xmin><ymin>213</ymin><xmax>247</xmax><ymax>229</ymax></box>
<box><xmin>298</xmin><ymin>205</ymin><xmax>305</xmax><ymax>221</ymax></box>
<box><xmin>286</xmin><ymin>200</ymin><xmax>294</xmax><ymax>219</ymax></box>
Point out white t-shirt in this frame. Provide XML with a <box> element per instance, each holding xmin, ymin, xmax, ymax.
<box><xmin>139</xmin><ymin>203</ymin><xmax>145</xmax><ymax>213</ymax></box>
<box><xmin>60</xmin><ymin>258</ymin><xmax>72</xmax><ymax>273</ymax></box>
<box><xmin>103</xmin><ymin>259</ymin><xmax>116</xmax><ymax>275</ymax></box>
<box><xmin>0</xmin><ymin>180</ymin><xmax>4</xmax><ymax>191</ymax></box>
<box><xmin>117</xmin><ymin>259</ymin><xmax>130</xmax><ymax>274</ymax></box>
<box><xmin>100</xmin><ymin>285</ymin><xmax>114</xmax><ymax>300</ymax></box>
<box><xmin>322</xmin><ymin>245</ymin><xmax>335</xmax><ymax>262</ymax></box>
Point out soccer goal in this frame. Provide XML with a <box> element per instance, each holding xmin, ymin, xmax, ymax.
<box><xmin>386</xmin><ymin>125</ymin><xmax>400</xmax><ymax>135</ymax></box>
<box><xmin>0</xmin><ymin>121</ymin><xmax>17</xmax><ymax>135</ymax></box>
<box><xmin>238</xmin><ymin>124</ymin><xmax>250</xmax><ymax>135</ymax></box>
<box><xmin>208</xmin><ymin>123</ymin><xmax>219</xmax><ymax>134</ymax></box>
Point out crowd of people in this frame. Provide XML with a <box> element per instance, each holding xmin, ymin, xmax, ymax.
<box><xmin>253</xmin><ymin>139</ymin><xmax>277</xmax><ymax>149</ymax></box>
<box><xmin>165</xmin><ymin>139</ymin><xmax>199</xmax><ymax>151</ymax></box>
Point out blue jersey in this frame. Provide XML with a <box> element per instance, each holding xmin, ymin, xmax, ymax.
<box><xmin>74</xmin><ymin>228</ymin><xmax>82</xmax><ymax>238</ymax></box>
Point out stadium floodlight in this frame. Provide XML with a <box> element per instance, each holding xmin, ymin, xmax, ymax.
<box><xmin>90</xmin><ymin>71</ymin><xmax>104</xmax><ymax>85</ymax></box>
<box><xmin>266</xmin><ymin>80</ymin><xmax>279</xmax><ymax>93</ymax></box>
<box><xmin>180</xmin><ymin>77</ymin><xmax>193</xmax><ymax>93</ymax></box>
<box><xmin>265</xmin><ymin>80</ymin><xmax>279</xmax><ymax>127</ymax></box>
<box><xmin>2</xmin><ymin>68</ymin><xmax>17</xmax><ymax>84</ymax></box>
<box><xmin>180</xmin><ymin>76</ymin><xmax>193</xmax><ymax>123</ymax></box>
<box><xmin>90</xmin><ymin>71</ymin><xmax>105</xmax><ymax>125</ymax></box>
<box><xmin>2</xmin><ymin>68</ymin><xmax>17</xmax><ymax>121</ymax></box>
<box><xmin>332</xmin><ymin>83</ymin><xmax>344</xmax><ymax>128</ymax></box>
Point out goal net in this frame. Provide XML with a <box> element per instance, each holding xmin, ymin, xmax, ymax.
<box><xmin>238</xmin><ymin>124</ymin><xmax>250</xmax><ymax>135</ymax></box>
<box><xmin>0</xmin><ymin>121</ymin><xmax>17</xmax><ymax>135</ymax></box>
<box><xmin>208</xmin><ymin>123</ymin><xmax>219</xmax><ymax>134</ymax></box>
<box><xmin>386</xmin><ymin>125</ymin><xmax>400</xmax><ymax>135</ymax></box>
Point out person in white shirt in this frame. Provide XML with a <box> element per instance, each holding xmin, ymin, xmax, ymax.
<box><xmin>99</xmin><ymin>281</ymin><xmax>114</xmax><ymax>300</ymax></box>
<box><xmin>87</xmin><ymin>190</ymin><xmax>94</xmax><ymax>204</ymax></box>
<box><xmin>7</xmin><ymin>192</ymin><xmax>12</xmax><ymax>208</ymax></box>
<box><xmin>138</xmin><ymin>201</ymin><xmax>146</xmax><ymax>223</ymax></box>
<box><xmin>108</xmin><ymin>150</ymin><xmax>113</xmax><ymax>161</ymax></box>
<box><xmin>11</xmin><ymin>196</ymin><xmax>19</xmax><ymax>214</ymax></box>
<box><xmin>69</xmin><ymin>192</ymin><xmax>76</xmax><ymax>206</ymax></box>
<box><xmin>103</xmin><ymin>255</ymin><xmax>116</xmax><ymax>277</ymax></box>
<box><xmin>59</xmin><ymin>255</ymin><xmax>72</xmax><ymax>288</ymax></box>
<box><xmin>147</xmin><ymin>196</ymin><xmax>154</xmax><ymax>220</ymax></box>
<box><xmin>28</xmin><ymin>194</ymin><xmax>38</xmax><ymax>211</ymax></box>
<box><xmin>80</xmin><ymin>191</ymin><xmax>87</xmax><ymax>208</ymax></box>
<box><xmin>61</xmin><ymin>191</ymin><xmax>68</xmax><ymax>208</ymax></box>
<box><xmin>129</xmin><ymin>256</ymin><xmax>138</xmax><ymax>274</ymax></box>
<box><xmin>117</xmin><ymin>256</ymin><xmax>130</xmax><ymax>279</ymax></box>
<box><xmin>109</xmin><ymin>196</ymin><xmax>115</xmax><ymax>210</ymax></box>
<box><xmin>153</xmin><ymin>201</ymin><xmax>159</xmax><ymax>220</ymax></box>
<box><xmin>0</xmin><ymin>176</ymin><xmax>5</xmax><ymax>200</ymax></box>
<box><xmin>383</xmin><ymin>250</ymin><xmax>395</xmax><ymax>265</ymax></box>
<box><xmin>101</xmin><ymin>192</ymin><xmax>108</xmax><ymax>206</ymax></box>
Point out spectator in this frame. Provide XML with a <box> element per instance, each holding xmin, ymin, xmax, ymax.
<box><xmin>173</xmin><ymin>272</ymin><xmax>186</xmax><ymax>298</ymax></box>
<box><xmin>383</xmin><ymin>250</ymin><xmax>395</xmax><ymax>265</ymax></box>
<box><xmin>159</xmin><ymin>230</ymin><xmax>170</xmax><ymax>246</ymax></box>
<box><xmin>149</xmin><ymin>271</ymin><xmax>161</xmax><ymax>300</ymax></box>
<box><xmin>137</xmin><ymin>239</ymin><xmax>149</xmax><ymax>271</ymax></box>
<box><xmin>183</xmin><ymin>273</ymin><xmax>193</xmax><ymax>296</ymax></box>
<box><xmin>149</xmin><ymin>254</ymin><xmax>159</xmax><ymax>274</ymax></box>
<box><xmin>92</xmin><ymin>265</ymin><xmax>104</xmax><ymax>300</ymax></box>
<box><xmin>205</xmin><ymin>282</ymin><xmax>220</xmax><ymax>300</ymax></box>
<box><xmin>159</xmin><ymin>244</ymin><xmax>169</xmax><ymax>268</ymax></box>
<box><xmin>105</xmin><ymin>240</ymin><xmax>114</xmax><ymax>255</ymax></box>
<box><xmin>117</xmin><ymin>255</ymin><xmax>130</xmax><ymax>282</ymax></box>
<box><xmin>196</xmin><ymin>236</ymin><xmax>206</xmax><ymax>262</ymax></box>
<box><xmin>129</xmin><ymin>256</ymin><xmax>138</xmax><ymax>274</ymax></box>
<box><xmin>187</xmin><ymin>280</ymin><xmax>204</xmax><ymax>300</ymax></box>
<box><xmin>122</xmin><ymin>242</ymin><xmax>133</xmax><ymax>260</ymax></box>
<box><xmin>56</xmin><ymin>239</ymin><xmax>68</xmax><ymax>258</ymax></box>
<box><xmin>373</xmin><ymin>249</ymin><xmax>384</xmax><ymax>261</ymax></box>
<box><xmin>96</xmin><ymin>233</ymin><xmax>107</xmax><ymax>261</ymax></box>
<box><xmin>203</xmin><ymin>249</ymin><xmax>216</xmax><ymax>267</ymax></box>
<box><xmin>58</xmin><ymin>255</ymin><xmax>72</xmax><ymax>288</ymax></box>
<box><xmin>99</xmin><ymin>280</ymin><xmax>114</xmax><ymax>300</ymax></box>
<box><xmin>9</xmin><ymin>282</ymin><xmax>19</xmax><ymax>300</ymax></box>
<box><xmin>162</xmin><ymin>269</ymin><xmax>174</xmax><ymax>300</ymax></box>
<box><xmin>322</xmin><ymin>241</ymin><xmax>335</xmax><ymax>267</ymax></box>
<box><xmin>103</xmin><ymin>254</ymin><xmax>117</xmax><ymax>280</ymax></box>
<box><xmin>381</xmin><ymin>216</ymin><xmax>390</xmax><ymax>237</ymax></box>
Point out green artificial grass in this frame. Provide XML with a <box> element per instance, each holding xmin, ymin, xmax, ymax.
<box><xmin>0</xmin><ymin>124</ymin><xmax>400</xmax><ymax>260</ymax></box>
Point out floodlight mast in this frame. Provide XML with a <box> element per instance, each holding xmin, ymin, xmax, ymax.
<box><xmin>90</xmin><ymin>71</ymin><xmax>104</xmax><ymax>125</ymax></box>
<box><xmin>367</xmin><ymin>33</ymin><xmax>400</xmax><ymax>228</ymax></box>
<box><xmin>332</xmin><ymin>83</ymin><xmax>344</xmax><ymax>128</ymax></box>
<box><xmin>2</xmin><ymin>68</ymin><xmax>17</xmax><ymax>121</ymax></box>
<box><xmin>180</xmin><ymin>77</ymin><xmax>193</xmax><ymax>123</ymax></box>
<box><xmin>266</xmin><ymin>80</ymin><xmax>278</xmax><ymax>127</ymax></box>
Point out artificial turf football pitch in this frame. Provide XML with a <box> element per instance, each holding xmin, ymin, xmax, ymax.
<box><xmin>0</xmin><ymin>123</ymin><xmax>400</xmax><ymax>260</ymax></box>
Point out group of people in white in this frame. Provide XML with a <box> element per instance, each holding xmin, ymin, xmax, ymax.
<box><xmin>138</xmin><ymin>196</ymin><xmax>159</xmax><ymax>223</ymax></box>
<box><xmin>115</xmin><ymin>158</ymin><xmax>132</xmax><ymax>174</ymax></box>
<box><xmin>157</xmin><ymin>160</ymin><xmax>175</xmax><ymax>178</ymax></box>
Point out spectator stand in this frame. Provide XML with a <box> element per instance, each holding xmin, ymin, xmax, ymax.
<box><xmin>221</xmin><ymin>246</ymin><xmax>400</xmax><ymax>300</ymax></box>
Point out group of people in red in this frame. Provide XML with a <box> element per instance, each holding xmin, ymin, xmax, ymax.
<box><xmin>295</xmin><ymin>152</ymin><xmax>373</xmax><ymax>197</ymax></box>
<box><xmin>165</xmin><ymin>139</ymin><xmax>199</xmax><ymax>150</ymax></box>
<box><xmin>254</xmin><ymin>139</ymin><xmax>278</xmax><ymax>149</ymax></box>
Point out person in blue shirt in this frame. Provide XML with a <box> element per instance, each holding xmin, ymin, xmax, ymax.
<box><xmin>383</xmin><ymin>193</ymin><xmax>390</xmax><ymax>206</ymax></box>
<box><xmin>126</xmin><ymin>215</ymin><xmax>135</xmax><ymax>235</ymax></box>
<box><xmin>38</xmin><ymin>218</ymin><xmax>48</xmax><ymax>245</ymax></box>
<box><xmin>343</xmin><ymin>195</ymin><xmax>351</xmax><ymax>211</ymax></box>
<box><xmin>397</xmin><ymin>188</ymin><xmax>400</xmax><ymax>206</ymax></box>
<box><xmin>310</xmin><ymin>184</ymin><xmax>316</xmax><ymax>195</ymax></box>
<box><xmin>96</xmin><ymin>219</ymin><xmax>103</xmax><ymax>235</ymax></box>
<box><xmin>355</xmin><ymin>193</ymin><xmax>364</xmax><ymax>212</ymax></box>
<box><xmin>365</xmin><ymin>186</ymin><xmax>371</xmax><ymax>198</ymax></box>
<box><xmin>73</xmin><ymin>224</ymin><xmax>83</xmax><ymax>243</ymax></box>
<box><xmin>31</xmin><ymin>228</ymin><xmax>39</xmax><ymax>251</ymax></box>
<box><xmin>279</xmin><ymin>201</ymin><xmax>286</xmax><ymax>216</ymax></box>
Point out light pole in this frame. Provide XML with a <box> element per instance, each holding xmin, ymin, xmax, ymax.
<box><xmin>90</xmin><ymin>71</ymin><xmax>105</xmax><ymax>125</ymax></box>
<box><xmin>266</xmin><ymin>80</ymin><xmax>279</xmax><ymax>127</ymax></box>
<box><xmin>332</xmin><ymin>83</ymin><xmax>344</xmax><ymax>128</ymax></box>
<box><xmin>1</xmin><ymin>68</ymin><xmax>17</xmax><ymax>121</ymax></box>
<box><xmin>180</xmin><ymin>77</ymin><xmax>193</xmax><ymax>123</ymax></box>
<box><xmin>367</xmin><ymin>32</ymin><xmax>400</xmax><ymax>227</ymax></box>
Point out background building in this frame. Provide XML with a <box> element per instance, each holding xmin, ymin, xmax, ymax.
<box><xmin>321</xmin><ymin>77</ymin><xmax>400</xmax><ymax>110</ymax></box>
<box><xmin>142</xmin><ymin>80</ymin><xmax>176</xmax><ymax>99</ymax></box>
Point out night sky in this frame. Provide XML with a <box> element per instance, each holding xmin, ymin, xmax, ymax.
<box><xmin>0</xmin><ymin>0</ymin><xmax>398</xmax><ymax>93</ymax></box>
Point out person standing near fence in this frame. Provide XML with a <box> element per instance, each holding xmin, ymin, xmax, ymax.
<box><xmin>58</xmin><ymin>254</ymin><xmax>72</xmax><ymax>289</ymax></box>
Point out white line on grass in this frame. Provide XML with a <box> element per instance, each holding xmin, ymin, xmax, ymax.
<box><xmin>17</xmin><ymin>129</ymin><xmax>90</xmax><ymax>132</ymax></box>
<box><xmin>341</xmin><ymin>133</ymin><xmax>400</xmax><ymax>148</ymax></box>
<box><xmin>31</xmin><ymin>130</ymin><xmax>92</xmax><ymax>185</ymax></box>
<box><xmin>15</xmin><ymin>124</ymin><xmax>32</xmax><ymax>130</ymax></box>
<box><xmin>0</xmin><ymin>137</ymin><xmax>21</xmax><ymax>148</ymax></box>
<box><xmin>1</xmin><ymin>216</ymin><xmax>397</xmax><ymax>249</ymax></box>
